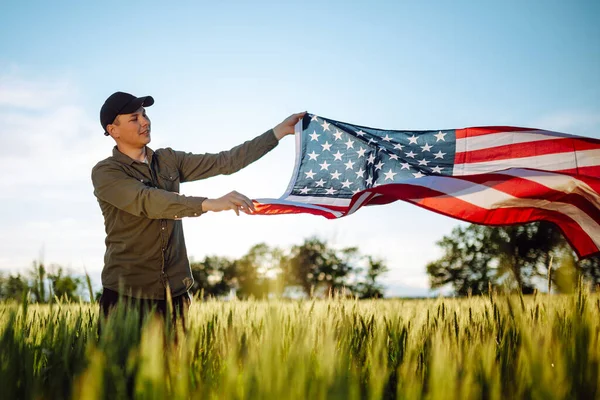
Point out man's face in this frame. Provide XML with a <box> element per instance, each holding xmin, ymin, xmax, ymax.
<box><xmin>107</xmin><ymin>107</ymin><xmax>151</xmax><ymax>147</ymax></box>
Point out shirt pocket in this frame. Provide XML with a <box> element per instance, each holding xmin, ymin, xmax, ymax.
<box><xmin>158</xmin><ymin>168</ymin><xmax>180</xmax><ymax>192</ymax></box>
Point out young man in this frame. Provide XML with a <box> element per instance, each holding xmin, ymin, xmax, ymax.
<box><xmin>92</xmin><ymin>91</ymin><xmax>304</xmax><ymax>323</ymax></box>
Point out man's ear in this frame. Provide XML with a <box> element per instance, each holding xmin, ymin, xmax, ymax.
<box><xmin>107</xmin><ymin>123</ymin><xmax>119</xmax><ymax>139</ymax></box>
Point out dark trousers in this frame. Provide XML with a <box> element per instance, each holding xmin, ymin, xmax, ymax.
<box><xmin>98</xmin><ymin>287</ymin><xmax>191</xmax><ymax>335</ymax></box>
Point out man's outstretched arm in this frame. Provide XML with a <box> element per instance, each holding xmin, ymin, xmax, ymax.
<box><xmin>173</xmin><ymin>112</ymin><xmax>306</xmax><ymax>183</ymax></box>
<box><xmin>92</xmin><ymin>164</ymin><xmax>207</xmax><ymax>219</ymax></box>
<box><xmin>92</xmin><ymin>164</ymin><xmax>257</xmax><ymax>218</ymax></box>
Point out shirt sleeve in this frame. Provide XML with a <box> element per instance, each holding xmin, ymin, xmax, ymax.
<box><xmin>92</xmin><ymin>163</ymin><xmax>207</xmax><ymax>219</ymax></box>
<box><xmin>172</xmin><ymin>129</ymin><xmax>279</xmax><ymax>183</ymax></box>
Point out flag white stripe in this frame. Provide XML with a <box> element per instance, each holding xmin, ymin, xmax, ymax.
<box><xmin>346</xmin><ymin>192</ymin><xmax>372</xmax><ymax>216</ymax></box>
<box><xmin>283</xmin><ymin>195</ymin><xmax>351</xmax><ymax>207</ymax></box>
<box><xmin>456</xmin><ymin>129</ymin><xmax>573</xmax><ymax>152</ymax></box>
<box><xmin>406</xmin><ymin>175</ymin><xmax>600</xmax><ymax>248</ymax></box>
<box><xmin>452</xmin><ymin>149</ymin><xmax>600</xmax><ymax>176</ymax></box>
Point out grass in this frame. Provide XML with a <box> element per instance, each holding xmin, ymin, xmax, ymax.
<box><xmin>0</xmin><ymin>286</ymin><xmax>599</xmax><ymax>399</ymax></box>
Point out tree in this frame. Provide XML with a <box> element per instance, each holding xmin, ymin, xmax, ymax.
<box><xmin>283</xmin><ymin>237</ymin><xmax>357</xmax><ymax>297</ymax></box>
<box><xmin>489</xmin><ymin>222</ymin><xmax>563</xmax><ymax>293</ymax></box>
<box><xmin>47</xmin><ymin>267</ymin><xmax>81</xmax><ymax>301</ymax></box>
<box><xmin>354</xmin><ymin>256</ymin><xmax>389</xmax><ymax>299</ymax></box>
<box><xmin>578</xmin><ymin>255</ymin><xmax>600</xmax><ymax>289</ymax></box>
<box><xmin>189</xmin><ymin>256</ymin><xmax>235</xmax><ymax>298</ymax></box>
<box><xmin>427</xmin><ymin>222</ymin><xmax>565</xmax><ymax>295</ymax></box>
<box><xmin>551</xmin><ymin>247</ymin><xmax>600</xmax><ymax>293</ymax></box>
<box><xmin>426</xmin><ymin>224</ymin><xmax>497</xmax><ymax>296</ymax></box>
<box><xmin>234</xmin><ymin>243</ymin><xmax>282</xmax><ymax>299</ymax></box>
<box><xmin>0</xmin><ymin>273</ymin><xmax>28</xmax><ymax>301</ymax></box>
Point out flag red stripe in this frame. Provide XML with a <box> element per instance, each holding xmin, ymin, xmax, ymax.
<box><xmin>557</xmin><ymin>165</ymin><xmax>600</xmax><ymax>181</ymax></box>
<box><xmin>253</xmin><ymin>202</ymin><xmax>339</xmax><ymax>219</ymax></box>
<box><xmin>455</xmin><ymin>126</ymin><xmax>536</xmax><ymax>139</ymax></box>
<box><xmin>455</xmin><ymin>137</ymin><xmax>600</xmax><ymax>165</ymax></box>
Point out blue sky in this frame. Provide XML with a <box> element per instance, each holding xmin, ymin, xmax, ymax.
<box><xmin>1</xmin><ymin>0</ymin><xmax>599</xmax><ymax>296</ymax></box>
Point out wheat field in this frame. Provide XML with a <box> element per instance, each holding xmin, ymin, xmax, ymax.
<box><xmin>1</xmin><ymin>288</ymin><xmax>599</xmax><ymax>400</ymax></box>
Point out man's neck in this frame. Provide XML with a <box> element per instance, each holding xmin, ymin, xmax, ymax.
<box><xmin>117</xmin><ymin>143</ymin><xmax>147</xmax><ymax>162</ymax></box>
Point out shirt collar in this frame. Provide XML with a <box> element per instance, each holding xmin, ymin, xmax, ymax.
<box><xmin>112</xmin><ymin>146</ymin><xmax>155</xmax><ymax>166</ymax></box>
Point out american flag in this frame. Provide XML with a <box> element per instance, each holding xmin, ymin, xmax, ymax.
<box><xmin>254</xmin><ymin>114</ymin><xmax>600</xmax><ymax>258</ymax></box>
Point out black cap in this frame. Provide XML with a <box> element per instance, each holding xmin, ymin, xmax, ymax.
<box><xmin>100</xmin><ymin>92</ymin><xmax>154</xmax><ymax>136</ymax></box>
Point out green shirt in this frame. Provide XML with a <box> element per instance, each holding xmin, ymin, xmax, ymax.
<box><xmin>91</xmin><ymin>129</ymin><xmax>278</xmax><ymax>299</ymax></box>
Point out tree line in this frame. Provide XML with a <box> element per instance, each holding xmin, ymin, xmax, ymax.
<box><xmin>3</xmin><ymin>222</ymin><xmax>598</xmax><ymax>301</ymax></box>
<box><xmin>0</xmin><ymin>237</ymin><xmax>388</xmax><ymax>302</ymax></box>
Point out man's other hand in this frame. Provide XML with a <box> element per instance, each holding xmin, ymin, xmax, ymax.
<box><xmin>273</xmin><ymin>112</ymin><xmax>306</xmax><ymax>140</ymax></box>
<box><xmin>202</xmin><ymin>191</ymin><xmax>255</xmax><ymax>216</ymax></box>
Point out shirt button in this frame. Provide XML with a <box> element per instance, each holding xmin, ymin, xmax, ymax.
<box><xmin>193</xmin><ymin>213</ymin><xmax>198</xmax><ymax>216</ymax></box>
<box><xmin>162</xmin><ymin>227</ymin><xmax>165</xmax><ymax>230</ymax></box>
<box><xmin>174</xmin><ymin>215</ymin><xmax>178</xmax><ymax>218</ymax></box>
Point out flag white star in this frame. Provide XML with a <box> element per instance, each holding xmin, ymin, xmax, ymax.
<box><xmin>374</xmin><ymin>161</ymin><xmax>384</xmax><ymax>171</ymax></box>
<box><xmin>321</xmin><ymin>141</ymin><xmax>332</xmax><ymax>151</ymax></box>
<box><xmin>304</xmin><ymin>169</ymin><xmax>316</xmax><ymax>179</ymax></box>
<box><xmin>315</xmin><ymin>179</ymin><xmax>326</xmax><ymax>187</ymax></box>
<box><xmin>431</xmin><ymin>166</ymin><xmax>444</xmax><ymax>174</ymax></box>
<box><xmin>434</xmin><ymin>150</ymin><xmax>446</xmax><ymax>159</ymax></box>
<box><xmin>325</xmin><ymin>187</ymin><xmax>337</xmax><ymax>195</ymax></box>
<box><xmin>319</xmin><ymin>161</ymin><xmax>331</xmax><ymax>170</ymax></box>
<box><xmin>356</xmin><ymin>130</ymin><xmax>366</xmax><ymax>137</ymax></box>
<box><xmin>393</xmin><ymin>143</ymin><xmax>404</xmax><ymax>150</ymax></box>
<box><xmin>368</xmin><ymin>138</ymin><xmax>378</xmax><ymax>145</ymax></box>
<box><xmin>309</xmin><ymin>131</ymin><xmax>320</xmax><ymax>141</ymax></box>
<box><xmin>405</xmin><ymin>151</ymin><xmax>416</xmax><ymax>158</ymax></box>
<box><xmin>400</xmin><ymin>162</ymin><xmax>411</xmax><ymax>170</ymax></box>
<box><xmin>356</xmin><ymin>147</ymin><xmax>366</xmax><ymax>157</ymax></box>
<box><xmin>299</xmin><ymin>186</ymin><xmax>310</xmax><ymax>194</ymax></box>
<box><xmin>355</xmin><ymin>168</ymin><xmax>365</xmax><ymax>178</ymax></box>
<box><xmin>341</xmin><ymin>179</ymin><xmax>352</xmax><ymax>188</ymax></box>
<box><xmin>420</xmin><ymin>143</ymin><xmax>432</xmax><ymax>152</ymax></box>
<box><xmin>389</xmin><ymin>153</ymin><xmax>399</xmax><ymax>161</ymax></box>
<box><xmin>384</xmin><ymin>168</ymin><xmax>397</xmax><ymax>181</ymax></box>
<box><xmin>418</xmin><ymin>158</ymin><xmax>430</xmax><ymax>166</ymax></box>
<box><xmin>311</xmin><ymin>115</ymin><xmax>319</xmax><ymax>122</ymax></box>
<box><xmin>408</xmin><ymin>135</ymin><xmax>418</xmax><ymax>144</ymax></box>
<box><xmin>367</xmin><ymin>153</ymin><xmax>376</xmax><ymax>164</ymax></box>
<box><xmin>345</xmin><ymin>139</ymin><xmax>355</xmax><ymax>149</ymax></box>
<box><xmin>434</xmin><ymin>131</ymin><xmax>447</xmax><ymax>142</ymax></box>
<box><xmin>412</xmin><ymin>171</ymin><xmax>425</xmax><ymax>178</ymax></box>
<box><xmin>365</xmin><ymin>176</ymin><xmax>373</xmax><ymax>186</ymax></box>
<box><xmin>333</xmin><ymin>129</ymin><xmax>344</xmax><ymax>140</ymax></box>
<box><xmin>344</xmin><ymin>159</ymin><xmax>355</xmax><ymax>170</ymax></box>
<box><xmin>333</xmin><ymin>150</ymin><xmax>343</xmax><ymax>161</ymax></box>
<box><xmin>330</xmin><ymin>170</ymin><xmax>341</xmax><ymax>180</ymax></box>
<box><xmin>352</xmin><ymin>188</ymin><xmax>361</xmax><ymax>195</ymax></box>
<box><xmin>308</xmin><ymin>151</ymin><xmax>319</xmax><ymax>161</ymax></box>
<box><xmin>382</xmin><ymin>134</ymin><xmax>392</xmax><ymax>142</ymax></box>
<box><xmin>321</xmin><ymin>121</ymin><xmax>331</xmax><ymax>131</ymax></box>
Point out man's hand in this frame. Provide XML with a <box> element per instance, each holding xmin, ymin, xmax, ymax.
<box><xmin>201</xmin><ymin>191</ymin><xmax>255</xmax><ymax>216</ymax></box>
<box><xmin>273</xmin><ymin>112</ymin><xmax>307</xmax><ymax>140</ymax></box>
